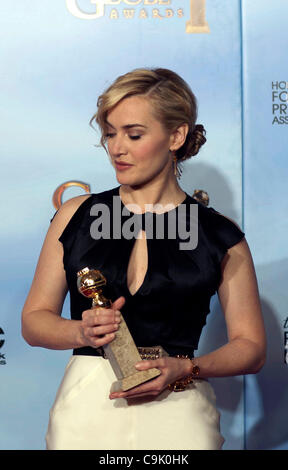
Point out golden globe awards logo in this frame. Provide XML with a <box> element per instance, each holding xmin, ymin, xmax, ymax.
<box><xmin>65</xmin><ymin>0</ymin><xmax>210</xmax><ymax>33</ymax></box>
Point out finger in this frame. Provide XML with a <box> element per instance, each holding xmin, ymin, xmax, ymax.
<box><xmin>135</xmin><ymin>359</ymin><xmax>165</xmax><ymax>371</ymax></box>
<box><xmin>110</xmin><ymin>390</ymin><xmax>160</xmax><ymax>399</ymax></box>
<box><xmin>82</xmin><ymin>309</ymin><xmax>121</xmax><ymax>327</ymax></box>
<box><xmin>134</xmin><ymin>360</ymin><xmax>152</xmax><ymax>370</ymax></box>
<box><xmin>110</xmin><ymin>375</ymin><xmax>164</xmax><ymax>398</ymax></box>
<box><xmin>112</xmin><ymin>296</ymin><xmax>126</xmax><ymax>311</ymax></box>
<box><xmin>110</xmin><ymin>384</ymin><xmax>163</xmax><ymax>399</ymax></box>
<box><xmin>86</xmin><ymin>323</ymin><xmax>119</xmax><ymax>337</ymax></box>
<box><xmin>82</xmin><ymin>308</ymin><xmax>100</xmax><ymax>324</ymax></box>
<box><xmin>82</xmin><ymin>307</ymin><xmax>105</xmax><ymax>318</ymax></box>
<box><xmin>89</xmin><ymin>332</ymin><xmax>116</xmax><ymax>348</ymax></box>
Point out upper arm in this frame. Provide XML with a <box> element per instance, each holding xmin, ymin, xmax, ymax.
<box><xmin>217</xmin><ymin>237</ymin><xmax>266</xmax><ymax>356</ymax></box>
<box><xmin>22</xmin><ymin>195</ymin><xmax>91</xmax><ymax>318</ymax></box>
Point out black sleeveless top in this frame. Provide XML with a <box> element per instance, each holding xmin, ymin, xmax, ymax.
<box><xmin>53</xmin><ymin>185</ymin><xmax>245</xmax><ymax>358</ymax></box>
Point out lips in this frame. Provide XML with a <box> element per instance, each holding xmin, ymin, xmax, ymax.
<box><xmin>115</xmin><ymin>162</ymin><xmax>133</xmax><ymax>169</ymax></box>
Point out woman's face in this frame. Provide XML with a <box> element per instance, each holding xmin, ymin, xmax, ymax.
<box><xmin>105</xmin><ymin>95</ymin><xmax>174</xmax><ymax>186</ymax></box>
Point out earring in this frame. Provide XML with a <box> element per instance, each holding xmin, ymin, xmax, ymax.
<box><xmin>172</xmin><ymin>153</ymin><xmax>182</xmax><ymax>179</ymax></box>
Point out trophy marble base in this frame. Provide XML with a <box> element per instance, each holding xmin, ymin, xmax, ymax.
<box><xmin>186</xmin><ymin>21</ymin><xmax>210</xmax><ymax>33</ymax></box>
<box><xmin>103</xmin><ymin>317</ymin><xmax>162</xmax><ymax>392</ymax></box>
<box><xmin>110</xmin><ymin>367</ymin><xmax>161</xmax><ymax>393</ymax></box>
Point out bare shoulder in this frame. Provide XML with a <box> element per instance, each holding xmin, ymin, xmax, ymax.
<box><xmin>217</xmin><ymin>231</ymin><xmax>265</xmax><ymax>360</ymax></box>
<box><xmin>220</xmin><ymin>236</ymin><xmax>254</xmax><ymax>289</ymax></box>
<box><xmin>21</xmin><ymin>194</ymin><xmax>92</xmax><ymax>317</ymax></box>
<box><xmin>49</xmin><ymin>194</ymin><xmax>92</xmax><ymax>237</ymax></box>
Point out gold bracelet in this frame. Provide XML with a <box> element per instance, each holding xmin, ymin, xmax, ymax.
<box><xmin>168</xmin><ymin>355</ymin><xmax>200</xmax><ymax>392</ymax></box>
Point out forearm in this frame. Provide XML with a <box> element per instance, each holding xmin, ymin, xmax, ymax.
<box><xmin>184</xmin><ymin>337</ymin><xmax>266</xmax><ymax>379</ymax></box>
<box><xmin>110</xmin><ymin>337</ymin><xmax>266</xmax><ymax>400</ymax></box>
<box><xmin>22</xmin><ymin>309</ymin><xmax>84</xmax><ymax>350</ymax></box>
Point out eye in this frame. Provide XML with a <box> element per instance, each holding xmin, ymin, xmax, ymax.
<box><xmin>104</xmin><ymin>133</ymin><xmax>115</xmax><ymax>139</ymax></box>
<box><xmin>129</xmin><ymin>135</ymin><xmax>141</xmax><ymax>140</ymax></box>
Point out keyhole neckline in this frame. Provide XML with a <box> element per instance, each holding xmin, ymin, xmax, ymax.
<box><xmin>118</xmin><ymin>186</ymin><xmax>189</xmax><ymax>298</ymax></box>
<box><xmin>117</xmin><ymin>185</ymin><xmax>189</xmax><ymax>217</ymax></box>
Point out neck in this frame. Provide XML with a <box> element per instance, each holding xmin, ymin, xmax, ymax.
<box><xmin>119</xmin><ymin>176</ymin><xmax>186</xmax><ymax>212</ymax></box>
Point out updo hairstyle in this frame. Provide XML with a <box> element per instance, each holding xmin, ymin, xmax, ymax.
<box><xmin>90</xmin><ymin>68</ymin><xmax>206</xmax><ymax>165</ymax></box>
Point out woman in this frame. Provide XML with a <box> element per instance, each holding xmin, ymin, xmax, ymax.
<box><xmin>22</xmin><ymin>68</ymin><xmax>266</xmax><ymax>450</ymax></box>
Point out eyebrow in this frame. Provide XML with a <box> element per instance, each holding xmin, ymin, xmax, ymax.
<box><xmin>105</xmin><ymin>120</ymin><xmax>147</xmax><ymax>130</ymax></box>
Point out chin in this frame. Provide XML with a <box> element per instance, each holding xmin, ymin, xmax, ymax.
<box><xmin>115</xmin><ymin>173</ymin><xmax>145</xmax><ymax>187</ymax></box>
<box><xmin>115</xmin><ymin>168</ymin><xmax>161</xmax><ymax>186</ymax></box>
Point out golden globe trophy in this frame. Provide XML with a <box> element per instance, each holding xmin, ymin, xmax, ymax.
<box><xmin>186</xmin><ymin>0</ymin><xmax>210</xmax><ymax>34</ymax></box>
<box><xmin>77</xmin><ymin>267</ymin><xmax>161</xmax><ymax>392</ymax></box>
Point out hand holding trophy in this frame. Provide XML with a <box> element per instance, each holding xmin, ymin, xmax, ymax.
<box><xmin>77</xmin><ymin>267</ymin><xmax>161</xmax><ymax>393</ymax></box>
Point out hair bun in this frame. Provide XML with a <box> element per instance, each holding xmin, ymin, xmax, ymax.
<box><xmin>190</xmin><ymin>124</ymin><xmax>206</xmax><ymax>157</ymax></box>
<box><xmin>176</xmin><ymin>124</ymin><xmax>206</xmax><ymax>161</ymax></box>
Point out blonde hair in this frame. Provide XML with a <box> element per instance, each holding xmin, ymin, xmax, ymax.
<box><xmin>90</xmin><ymin>68</ymin><xmax>206</xmax><ymax>162</ymax></box>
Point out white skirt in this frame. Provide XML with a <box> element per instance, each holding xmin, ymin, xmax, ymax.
<box><xmin>45</xmin><ymin>356</ymin><xmax>225</xmax><ymax>450</ymax></box>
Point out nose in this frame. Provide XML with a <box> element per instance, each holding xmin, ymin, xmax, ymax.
<box><xmin>108</xmin><ymin>134</ymin><xmax>127</xmax><ymax>158</ymax></box>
